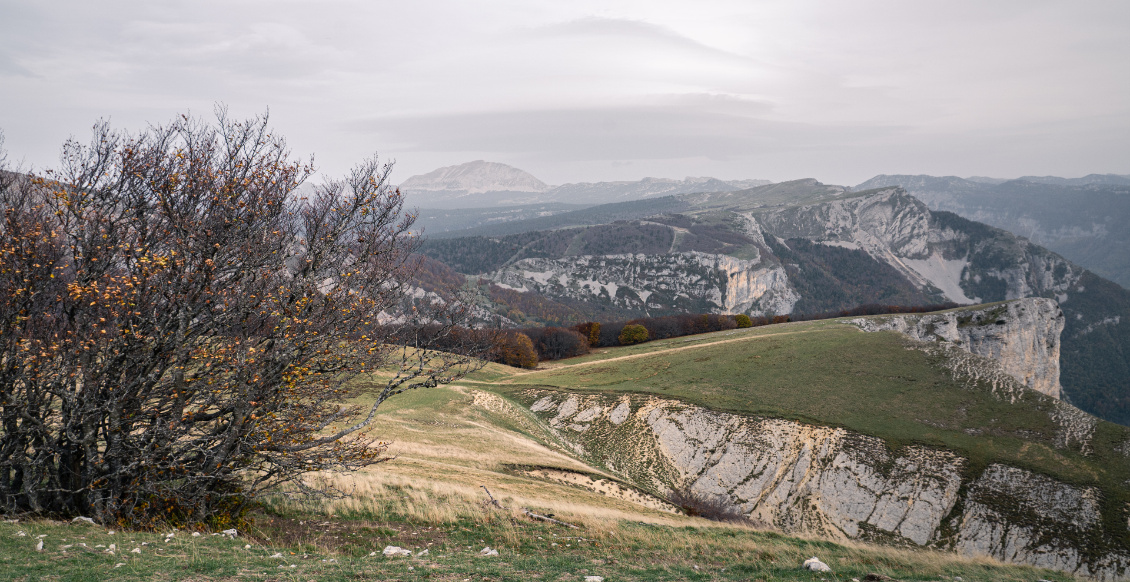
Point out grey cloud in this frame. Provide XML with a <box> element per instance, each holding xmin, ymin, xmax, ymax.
<box><xmin>529</xmin><ymin>16</ymin><xmax>761</xmax><ymax>65</ymax></box>
<box><xmin>0</xmin><ymin>54</ymin><xmax>36</xmax><ymax>78</ymax></box>
<box><xmin>356</xmin><ymin>103</ymin><xmax>901</xmax><ymax>162</ymax></box>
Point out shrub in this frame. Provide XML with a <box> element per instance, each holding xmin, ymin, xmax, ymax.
<box><xmin>572</xmin><ymin>322</ymin><xmax>601</xmax><ymax>346</ymax></box>
<box><xmin>618</xmin><ymin>324</ymin><xmax>649</xmax><ymax>345</ymax></box>
<box><xmin>597</xmin><ymin>321</ymin><xmax>627</xmax><ymax>347</ymax></box>
<box><xmin>496</xmin><ymin>332</ymin><xmax>538</xmax><ymax>369</ymax></box>
<box><xmin>526</xmin><ymin>326</ymin><xmax>590</xmax><ymax>360</ymax></box>
<box><xmin>667</xmin><ymin>485</ymin><xmax>755</xmax><ymax>525</ymax></box>
<box><xmin>0</xmin><ymin>111</ymin><xmax>491</xmax><ymax>526</ymax></box>
<box><xmin>735</xmin><ymin>314</ymin><xmax>752</xmax><ymax>328</ymax></box>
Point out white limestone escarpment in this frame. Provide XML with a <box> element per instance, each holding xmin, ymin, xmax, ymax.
<box><xmin>526</xmin><ymin>392</ymin><xmax>1129</xmax><ymax>580</ymax></box>
<box><xmin>486</xmin><ymin>252</ymin><xmax>799</xmax><ymax>316</ymax></box>
<box><xmin>849</xmin><ymin>298</ymin><xmax>1065</xmax><ymax>399</ymax></box>
<box><xmin>753</xmin><ymin>187</ymin><xmax>1084</xmax><ymax>305</ymax></box>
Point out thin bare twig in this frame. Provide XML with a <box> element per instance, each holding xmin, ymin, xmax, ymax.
<box><xmin>480</xmin><ymin>485</ymin><xmax>508</xmax><ymax>510</ymax></box>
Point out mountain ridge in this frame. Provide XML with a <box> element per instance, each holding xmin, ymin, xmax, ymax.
<box><xmin>853</xmin><ymin>173</ymin><xmax>1130</xmax><ymax>288</ymax></box>
<box><xmin>398</xmin><ymin>160</ymin><xmax>771</xmax><ymax>208</ymax></box>
<box><xmin>420</xmin><ymin>183</ymin><xmax>1130</xmax><ymax>426</ymax></box>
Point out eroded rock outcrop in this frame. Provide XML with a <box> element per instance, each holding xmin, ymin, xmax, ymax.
<box><xmin>526</xmin><ymin>392</ymin><xmax>1129</xmax><ymax>580</ymax></box>
<box><xmin>849</xmin><ymin>298</ymin><xmax>1065</xmax><ymax>399</ymax></box>
<box><xmin>487</xmin><ymin>252</ymin><xmax>799</xmax><ymax>316</ymax></box>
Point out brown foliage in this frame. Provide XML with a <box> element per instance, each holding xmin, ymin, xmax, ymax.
<box><xmin>0</xmin><ymin>113</ymin><xmax>491</xmax><ymax>526</ymax></box>
<box><xmin>485</xmin><ymin>281</ymin><xmax>586</xmax><ymax>325</ymax></box>
<box><xmin>495</xmin><ymin>332</ymin><xmax>538</xmax><ymax>369</ymax></box>
<box><xmin>666</xmin><ymin>485</ymin><xmax>757</xmax><ymax>525</ymax></box>
<box><xmin>522</xmin><ymin>326</ymin><xmax>590</xmax><ymax>360</ymax></box>
<box><xmin>572</xmin><ymin>322</ymin><xmax>601</xmax><ymax>346</ymax></box>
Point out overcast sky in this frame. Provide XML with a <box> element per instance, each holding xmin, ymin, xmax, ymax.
<box><xmin>1</xmin><ymin>1</ymin><xmax>1127</xmax><ymax>186</ymax></box>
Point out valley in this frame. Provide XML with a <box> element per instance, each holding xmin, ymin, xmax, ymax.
<box><xmin>416</xmin><ymin>179</ymin><xmax>1130</xmax><ymax>427</ymax></box>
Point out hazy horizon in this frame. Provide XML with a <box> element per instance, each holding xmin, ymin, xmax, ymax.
<box><xmin>2</xmin><ymin>1</ymin><xmax>1127</xmax><ymax>186</ymax></box>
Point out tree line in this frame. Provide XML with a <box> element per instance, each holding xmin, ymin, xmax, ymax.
<box><xmin>493</xmin><ymin>302</ymin><xmax>963</xmax><ymax>368</ymax></box>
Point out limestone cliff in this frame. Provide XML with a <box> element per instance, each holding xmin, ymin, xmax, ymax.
<box><xmin>753</xmin><ymin>188</ymin><xmax>1084</xmax><ymax>306</ymax></box>
<box><xmin>487</xmin><ymin>252</ymin><xmax>799</xmax><ymax>316</ymax></box>
<box><xmin>849</xmin><ymin>298</ymin><xmax>1065</xmax><ymax>399</ymax></box>
<box><xmin>526</xmin><ymin>391</ymin><xmax>1127</xmax><ymax>580</ymax></box>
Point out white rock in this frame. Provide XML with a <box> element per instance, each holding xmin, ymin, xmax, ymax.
<box><xmin>270</xmin><ymin>553</ymin><xmax>284</xmax><ymax>558</ymax></box>
<box><xmin>244</xmin><ymin>544</ymin><xmax>251</xmax><ymax>549</ymax></box>
<box><xmin>71</xmin><ymin>516</ymin><xmax>95</xmax><ymax>525</ymax></box>
<box><xmin>114</xmin><ymin>563</ymin><xmax>125</xmax><ymax>568</ymax></box>
<box><xmin>585</xmin><ymin>577</ymin><xmax>605</xmax><ymax>582</ymax></box>
<box><xmin>803</xmin><ymin>557</ymin><xmax>832</xmax><ymax>572</ymax></box>
<box><xmin>35</xmin><ymin>540</ymin><xmax>43</xmax><ymax>551</ymax></box>
<box><xmin>221</xmin><ymin>528</ymin><xmax>238</xmax><ymax>537</ymax></box>
<box><xmin>131</xmin><ymin>548</ymin><xmax>141</xmax><ymax>554</ymax></box>
<box><xmin>382</xmin><ymin>545</ymin><xmax>411</xmax><ymax>557</ymax></box>
<box><xmin>192</xmin><ymin>532</ymin><xmax>201</xmax><ymax>537</ymax></box>
<box><xmin>417</xmin><ymin>548</ymin><xmax>429</xmax><ymax>556</ymax></box>
<box><xmin>479</xmin><ymin>546</ymin><xmax>499</xmax><ymax>556</ymax></box>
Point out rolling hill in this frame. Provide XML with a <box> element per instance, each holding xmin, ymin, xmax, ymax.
<box><xmin>449</xmin><ymin>302</ymin><xmax>1129</xmax><ymax>578</ymax></box>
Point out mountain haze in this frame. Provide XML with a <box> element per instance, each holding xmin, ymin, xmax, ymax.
<box><xmin>399</xmin><ymin>160</ymin><xmax>771</xmax><ymax>208</ymax></box>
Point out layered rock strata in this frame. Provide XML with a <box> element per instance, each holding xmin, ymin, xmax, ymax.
<box><xmin>527</xmin><ymin>392</ymin><xmax>1128</xmax><ymax>580</ymax></box>
<box><xmin>849</xmin><ymin>298</ymin><xmax>1065</xmax><ymax>399</ymax></box>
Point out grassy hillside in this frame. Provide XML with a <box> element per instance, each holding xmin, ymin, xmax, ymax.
<box><xmin>0</xmin><ymin>368</ymin><xmax>1080</xmax><ymax>581</ymax></box>
<box><xmin>475</xmin><ymin>318</ymin><xmax>1130</xmax><ymax>501</ymax></box>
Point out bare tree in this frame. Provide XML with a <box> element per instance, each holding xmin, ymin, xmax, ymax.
<box><xmin>0</xmin><ymin>110</ymin><xmax>493</xmax><ymax>526</ymax></box>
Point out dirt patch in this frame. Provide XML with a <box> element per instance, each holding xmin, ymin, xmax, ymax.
<box><xmin>508</xmin><ymin>466</ymin><xmax>678</xmax><ymax>514</ymax></box>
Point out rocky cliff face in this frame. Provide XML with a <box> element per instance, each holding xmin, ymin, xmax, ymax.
<box><xmin>479</xmin><ymin>188</ymin><xmax>1084</xmax><ymax>318</ymax></box>
<box><xmin>526</xmin><ymin>391</ymin><xmax>1126</xmax><ymax>579</ymax></box>
<box><xmin>754</xmin><ymin>188</ymin><xmax>1084</xmax><ymax>306</ymax></box>
<box><xmin>487</xmin><ymin>252</ymin><xmax>799</xmax><ymax>316</ymax></box>
<box><xmin>850</xmin><ymin>298</ymin><xmax>1065</xmax><ymax>399</ymax></box>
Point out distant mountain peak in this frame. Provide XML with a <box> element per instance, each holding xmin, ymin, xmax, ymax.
<box><xmin>400</xmin><ymin>160</ymin><xmax>549</xmax><ymax>194</ymax></box>
<box><xmin>399</xmin><ymin>161</ymin><xmax>772</xmax><ymax>208</ymax></box>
